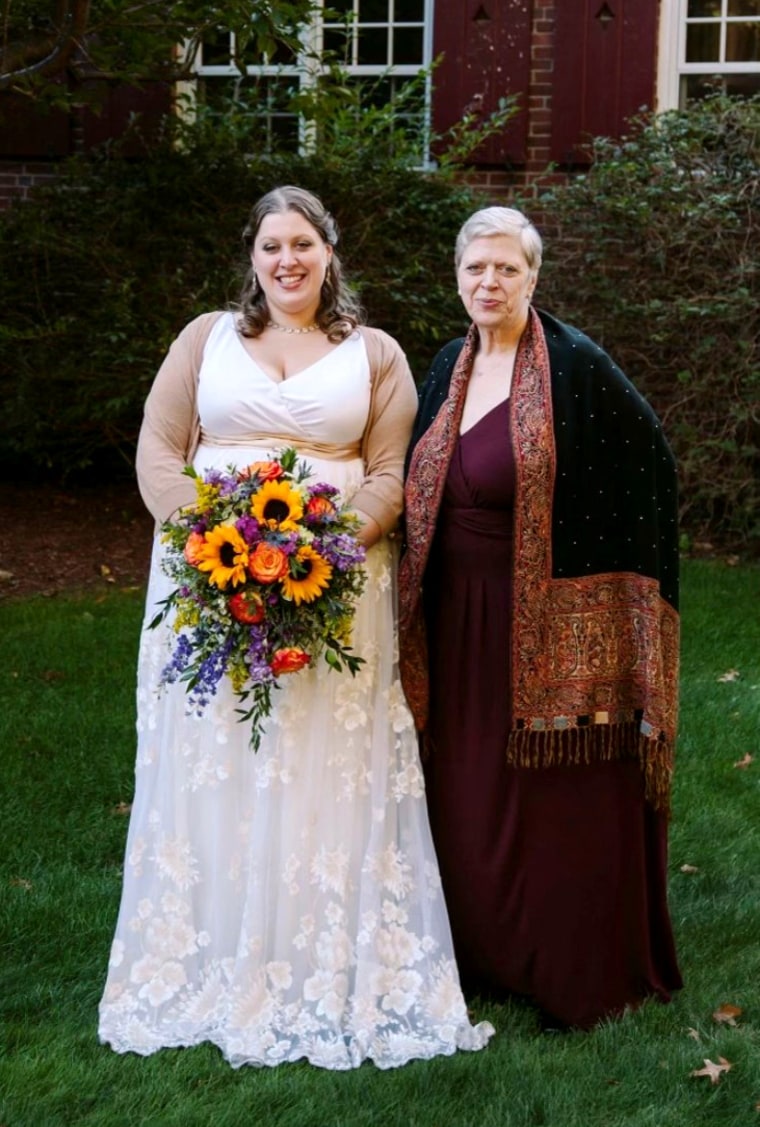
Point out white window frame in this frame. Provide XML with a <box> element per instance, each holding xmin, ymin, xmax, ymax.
<box><xmin>185</xmin><ymin>0</ymin><xmax>435</xmax><ymax>157</ymax></box>
<box><xmin>658</xmin><ymin>0</ymin><xmax>760</xmax><ymax>109</ymax></box>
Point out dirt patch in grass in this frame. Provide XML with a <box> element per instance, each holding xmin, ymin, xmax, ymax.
<box><xmin>1</xmin><ymin>479</ymin><xmax>154</xmax><ymax>601</ymax></box>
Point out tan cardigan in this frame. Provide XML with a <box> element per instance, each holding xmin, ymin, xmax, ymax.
<box><xmin>135</xmin><ymin>312</ymin><xmax>418</xmax><ymax>533</ymax></box>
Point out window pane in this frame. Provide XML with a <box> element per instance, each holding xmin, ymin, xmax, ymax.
<box><xmin>393</xmin><ymin>26</ymin><xmax>424</xmax><ymax>63</ymax></box>
<box><xmin>201</xmin><ymin>30</ymin><xmax>232</xmax><ymax>67</ymax></box>
<box><xmin>686</xmin><ymin>23</ymin><xmax>721</xmax><ymax>60</ymax></box>
<box><xmin>687</xmin><ymin>0</ymin><xmax>721</xmax><ymax>15</ymax></box>
<box><xmin>728</xmin><ymin>0</ymin><xmax>760</xmax><ymax>14</ymax></box>
<box><xmin>323</xmin><ymin>26</ymin><xmax>352</xmax><ymax>59</ymax></box>
<box><xmin>241</xmin><ymin>37</ymin><xmax>296</xmax><ymax>66</ymax></box>
<box><xmin>265</xmin><ymin>76</ymin><xmax>297</xmax><ymax>110</ymax></box>
<box><xmin>363</xmin><ymin>76</ymin><xmax>393</xmax><ymax>106</ymax></box>
<box><xmin>683</xmin><ymin>71</ymin><xmax>760</xmax><ymax>100</ymax></box>
<box><xmin>726</xmin><ymin>20</ymin><xmax>760</xmax><ymax>58</ymax></box>
<box><xmin>357</xmin><ymin>26</ymin><xmax>389</xmax><ymax>64</ymax></box>
<box><xmin>394</xmin><ymin>0</ymin><xmax>425</xmax><ymax>19</ymax></box>
<box><xmin>266</xmin><ymin>38</ymin><xmax>298</xmax><ymax>66</ymax></box>
<box><xmin>359</xmin><ymin>0</ymin><xmax>390</xmax><ymax>20</ymax></box>
<box><xmin>330</xmin><ymin>0</ymin><xmax>355</xmax><ymax>13</ymax></box>
<box><xmin>269</xmin><ymin>115</ymin><xmax>300</xmax><ymax>147</ymax></box>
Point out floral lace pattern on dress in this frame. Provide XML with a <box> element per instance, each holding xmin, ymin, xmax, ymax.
<box><xmin>100</xmin><ymin>430</ymin><xmax>493</xmax><ymax>1067</ymax></box>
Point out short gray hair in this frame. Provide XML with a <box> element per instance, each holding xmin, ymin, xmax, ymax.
<box><xmin>455</xmin><ymin>206</ymin><xmax>543</xmax><ymax>271</ymax></box>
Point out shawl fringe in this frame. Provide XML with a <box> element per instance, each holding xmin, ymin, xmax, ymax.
<box><xmin>506</xmin><ymin>722</ymin><xmax>673</xmax><ymax>814</ymax></box>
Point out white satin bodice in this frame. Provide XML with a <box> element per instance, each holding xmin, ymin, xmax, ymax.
<box><xmin>196</xmin><ymin>313</ymin><xmax>371</xmax><ymax>446</ymax></box>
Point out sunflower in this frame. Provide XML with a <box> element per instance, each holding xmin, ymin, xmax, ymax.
<box><xmin>250</xmin><ymin>480</ymin><xmax>304</xmax><ymax>531</ymax></box>
<box><xmin>281</xmin><ymin>545</ymin><xmax>333</xmax><ymax>605</ymax></box>
<box><xmin>195</xmin><ymin>525</ymin><xmax>250</xmax><ymax>589</ymax></box>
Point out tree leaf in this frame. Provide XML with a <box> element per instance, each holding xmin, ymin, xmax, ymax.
<box><xmin>712</xmin><ymin>1003</ymin><xmax>742</xmax><ymax>1026</ymax></box>
<box><xmin>690</xmin><ymin>1057</ymin><xmax>732</xmax><ymax>1084</ymax></box>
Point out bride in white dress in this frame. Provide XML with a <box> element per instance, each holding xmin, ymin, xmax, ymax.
<box><xmin>98</xmin><ymin>186</ymin><xmax>494</xmax><ymax>1069</ymax></box>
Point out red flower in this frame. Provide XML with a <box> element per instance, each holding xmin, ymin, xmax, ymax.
<box><xmin>306</xmin><ymin>495</ymin><xmax>337</xmax><ymax>519</ymax></box>
<box><xmin>270</xmin><ymin>647</ymin><xmax>311</xmax><ymax>676</ymax></box>
<box><xmin>248</xmin><ymin>543</ymin><xmax>289</xmax><ymax>584</ymax></box>
<box><xmin>243</xmin><ymin>460</ymin><xmax>283</xmax><ymax>482</ymax></box>
<box><xmin>228</xmin><ymin>589</ymin><xmax>265</xmax><ymax>625</ymax></box>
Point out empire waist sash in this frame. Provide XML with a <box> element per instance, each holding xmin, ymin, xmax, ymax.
<box><xmin>199</xmin><ymin>430</ymin><xmax>362</xmax><ymax>462</ymax></box>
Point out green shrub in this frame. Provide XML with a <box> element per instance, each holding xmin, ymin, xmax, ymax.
<box><xmin>530</xmin><ymin>93</ymin><xmax>759</xmax><ymax>551</ymax></box>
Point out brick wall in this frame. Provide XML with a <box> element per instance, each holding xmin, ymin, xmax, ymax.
<box><xmin>0</xmin><ymin>162</ymin><xmax>60</xmax><ymax>210</ymax></box>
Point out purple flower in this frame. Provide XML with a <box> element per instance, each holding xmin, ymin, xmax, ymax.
<box><xmin>246</xmin><ymin>625</ymin><xmax>274</xmax><ymax>685</ymax></box>
<box><xmin>219</xmin><ymin>476</ymin><xmax>238</xmax><ymax>497</ymax></box>
<box><xmin>187</xmin><ymin>635</ymin><xmax>235</xmax><ymax>711</ymax></box>
<box><xmin>317</xmin><ymin>533</ymin><xmax>367</xmax><ymax>571</ymax></box>
<box><xmin>235</xmin><ymin>514</ymin><xmax>261</xmax><ymax>543</ymax></box>
<box><xmin>308</xmin><ymin>482</ymin><xmax>340</xmax><ymax>499</ymax></box>
<box><xmin>277</xmin><ymin>531</ymin><xmax>300</xmax><ymax>556</ymax></box>
<box><xmin>160</xmin><ymin>633</ymin><xmax>193</xmax><ymax>684</ymax></box>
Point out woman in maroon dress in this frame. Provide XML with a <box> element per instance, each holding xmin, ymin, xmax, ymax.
<box><xmin>398</xmin><ymin>207</ymin><xmax>682</xmax><ymax>1029</ymax></box>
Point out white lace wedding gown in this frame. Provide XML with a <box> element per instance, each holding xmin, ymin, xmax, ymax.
<box><xmin>98</xmin><ymin>314</ymin><xmax>494</xmax><ymax>1069</ymax></box>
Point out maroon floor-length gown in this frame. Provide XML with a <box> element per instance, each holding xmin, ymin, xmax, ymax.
<box><xmin>422</xmin><ymin>398</ymin><xmax>682</xmax><ymax>1029</ymax></box>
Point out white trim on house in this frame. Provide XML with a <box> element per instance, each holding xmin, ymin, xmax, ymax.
<box><xmin>658</xmin><ymin>0</ymin><xmax>760</xmax><ymax>110</ymax></box>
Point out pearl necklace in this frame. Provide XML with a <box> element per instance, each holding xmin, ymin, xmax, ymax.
<box><xmin>267</xmin><ymin>319</ymin><xmax>319</xmax><ymax>335</ymax></box>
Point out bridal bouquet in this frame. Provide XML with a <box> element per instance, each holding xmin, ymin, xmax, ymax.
<box><xmin>151</xmin><ymin>448</ymin><xmax>367</xmax><ymax>750</ymax></box>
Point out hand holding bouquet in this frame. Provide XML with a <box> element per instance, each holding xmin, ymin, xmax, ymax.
<box><xmin>151</xmin><ymin>448</ymin><xmax>367</xmax><ymax>750</ymax></box>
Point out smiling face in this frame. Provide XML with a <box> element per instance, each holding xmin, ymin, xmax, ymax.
<box><xmin>251</xmin><ymin>209</ymin><xmax>333</xmax><ymax>324</ymax></box>
<box><xmin>457</xmin><ymin>234</ymin><xmax>537</xmax><ymax>336</ymax></box>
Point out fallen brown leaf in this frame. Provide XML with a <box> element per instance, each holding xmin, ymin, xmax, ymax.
<box><xmin>717</xmin><ymin>669</ymin><xmax>740</xmax><ymax>683</ymax></box>
<box><xmin>690</xmin><ymin>1057</ymin><xmax>732</xmax><ymax>1084</ymax></box>
<box><xmin>725</xmin><ymin>555</ymin><xmax>740</xmax><ymax>567</ymax></box>
<box><xmin>713</xmin><ymin>1003</ymin><xmax>742</xmax><ymax>1026</ymax></box>
<box><xmin>111</xmin><ymin>801</ymin><xmax>132</xmax><ymax>816</ymax></box>
<box><xmin>680</xmin><ymin>864</ymin><xmax>699</xmax><ymax>874</ymax></box>
<box><xmin>686</xmin><ymin>1027</ymin><xmax>701</xmax><ymax>1041</ymax></box>
<box><xmin>10</xmin><ymin>878</ymin><xmax>32</xmax><ymax>890</ymax></box>
<box><xmin>734</xmin><ymin>753</ymin><xmax>754</xmax><ymax>770</ymax></box>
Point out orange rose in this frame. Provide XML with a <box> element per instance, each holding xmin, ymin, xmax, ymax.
<box><xmin>306</xmin><ymin>495</ymin><xmax>337</xmax><ymax>519</ymax></box>
<box><xmin>270</xmin><ymin>647</ymin><xmax>311</xmax><ymax>676</ymax></box>
<box><xmin>183</xmin><ymin>530</ymin><xmax>206</xmax><ymax>566</ymax></box>
<box><xmin>248</xmin><ymin>542</ymin><xmax>289</xmax><ymax>584</ymax></box>
<box><xmin>228</xmin><ymin>589</ymin><xmax>265</xmax><ymax>624</ymax></box>
<box><xmin>243</xmin><ymin>460</ymin><xmax>283</xmax><ymax>482</ymax></box>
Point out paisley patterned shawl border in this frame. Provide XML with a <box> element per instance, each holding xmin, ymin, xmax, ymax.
<box><xmin>510</xmin><ymin>310</ymin><xmax>679</xmax><ymax>811</ymax></box>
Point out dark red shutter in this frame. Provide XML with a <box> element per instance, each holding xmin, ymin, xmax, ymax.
<box><xmin>81</xmin><ymin>83</ymin><xmax>172</xmax><ymax>153</ymax></box>
<box><xmin>432</xmin><ymin>0</ymin><xmax>531</xmax><ymax>165</ymax></box>
<box><xmin>0</xmin><ymin>94</ymin><xmax>71</xmax><ymax>157</ymax></box>
<box><xmin>0</xmin><ymin>82</ymin><xmax>171</xmax><ymax>159</ymax></box>
<box><xmin>550</xmin><ymin>0</ymin><xmax>658</xmax><ymax>165</ymax></box>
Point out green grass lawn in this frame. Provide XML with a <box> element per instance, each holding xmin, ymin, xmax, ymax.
<box><xmin>1</xmin><ymin>559</ymin><xmax>759</xmax><ymax>1127</ymax></box>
